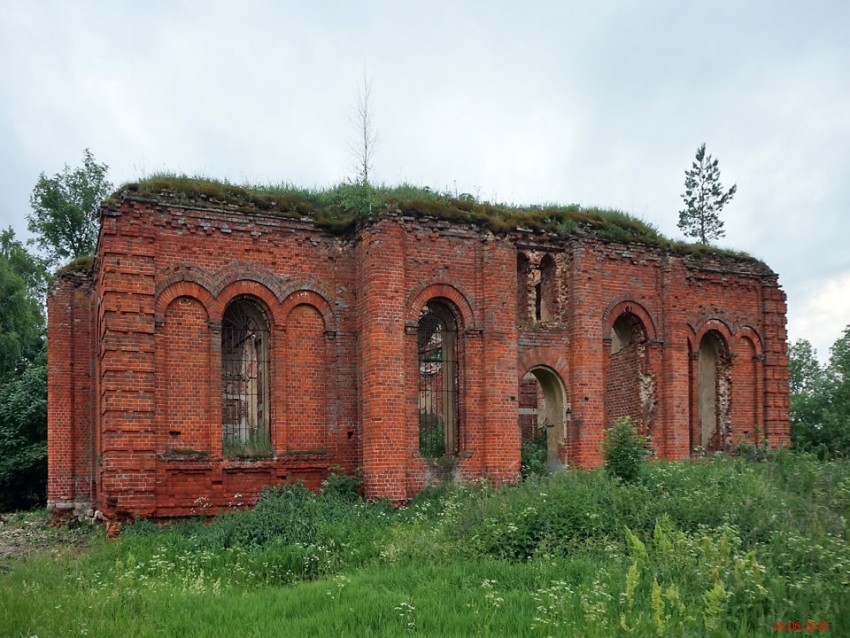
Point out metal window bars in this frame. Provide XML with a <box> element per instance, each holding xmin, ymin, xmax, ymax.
<box><xmin>221</xmin><ymin>298</ymin><xmax>270</xmax><ymax>451</ymax></box>
<box><xmin>417</xmin><ymin>302</ymin><xmax>459</xmax><ymax>458</ymax></box>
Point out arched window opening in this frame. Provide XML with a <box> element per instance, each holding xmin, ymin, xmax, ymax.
<box><xmin>611</xmin><ymin>313</ymin><xmax>639</xmax><ymax>354</ymax></box>
<box><xmin>418</xmin><ymin>301</ymin><xmax>459</xmax><ymax>458</ymax></box>
<box><xmin>517</xmin><ymin>252</ymin><xmax>532</xmax><ymax>322</ymax></box>
<box><xmin>222</xmin><ymin>297</ymin><xmax>271</xmax><ymax>456</ymax></box>
<box><xmin>738</xmin><ymin>336</ymin><xmax>761</xmax><ymax>444</ymax></box>
<box><xmin>533</xmin><ymin>269</ymin><xmax>543</xmax><ymax>321</ymax></box>
<box><xmin>606</xmin><ymin>311</ymin><xmax>655</xmax><ymax>438</ymax></box>
<box><xmin>538</xmin><ymin>254</ymin><xmax>556</xmax><ymax>322</ymax></box>
<box><xmin>698</xmin><ymin>330</ymin><xmax>731</xmax><ymax>452</ymax></box>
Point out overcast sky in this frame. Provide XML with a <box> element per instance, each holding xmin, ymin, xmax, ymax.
<box><xmin>1</xmin><ymin>1</ymin><xmax>848</xmax><ymax>361</ymax></box>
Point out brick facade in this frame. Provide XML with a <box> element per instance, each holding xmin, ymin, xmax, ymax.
<box><xmin>47</xmin><ymin>192</ymin><xmax>790</xmax><ymax>519</ymax></box>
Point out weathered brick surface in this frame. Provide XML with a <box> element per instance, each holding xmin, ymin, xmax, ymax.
<box><xmin>47</xmin><ymin>272</ymin><xmax>96</xmax><ymax>518</ymax></box>
<box><xmin>47</xmin><ymin>195</ymin><xmax>790</xmax><ymax>519</ymax></box>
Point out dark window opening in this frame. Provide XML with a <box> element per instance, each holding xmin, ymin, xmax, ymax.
<box><xmin>222</xmin><ymin>297</ymin><xmax>271</xmax><ymax>456</ymax></box>
<box><xmin>418</xmin><ymin>301</ymin><xmax>459</xmax><ymax>458</ymax></box>
<box><xmin>517</xmin><ymin>252</ymin><xmax>532</xmax><ymax>323</ymax></box>
<box><xmin>534</xmin><ymin>280</ymin><xmax>543</xmax><ymax>322</ymax></box>
<box><xmin>538</xmin><ymin>254</ymin><xmax>555</xmax><ymax>322</ymax></box>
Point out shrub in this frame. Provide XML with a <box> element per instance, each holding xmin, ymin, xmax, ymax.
<box><xmin>0</xmin><ymin>354</ymin><xmax>47</xmax><ymax>511</ymax></box>
<box><xmin>733</xmin><ymin>426</ymin><xmax>777</xmax><ymax>462</ymax></box>
<box><xmin>601</xmin><ymin>417</ymin><xmax>651</xmax><ymax>483</ymax></box>
<box><xmin>520</xmin><ymin>436</ymin><xmax>548</xmax><ymax>479</ymax></box>
<box><xmin>418</xmin><ymin>413</ymin><xmax>446</xmax><ymax>459</ymax></box>
<box><xmin>322</xmin><ymin>465</ymin><xmax>363</xmax><ymax>501</ymax></box>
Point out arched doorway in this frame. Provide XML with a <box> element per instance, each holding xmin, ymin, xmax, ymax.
<box><xmin>518</xmin><ymin>366</ymin><xmax>568</xmax><ymax>471</ymax></box>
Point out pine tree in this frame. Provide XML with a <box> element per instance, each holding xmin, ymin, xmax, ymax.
<box><xmin>677</xmin><ymin>143</ymin><xmax>737</xmax><ymax>244</ymax></box>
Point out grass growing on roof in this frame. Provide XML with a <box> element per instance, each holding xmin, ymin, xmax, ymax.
<box><xmin>56</xmin><ymin>254</ymin><xmax>94</xmax><ymax>275</ymax></box>
<box><xmin>119</xmin><ymin>174</ymin><xmax>764</xmax><ymax>264</ymax></box>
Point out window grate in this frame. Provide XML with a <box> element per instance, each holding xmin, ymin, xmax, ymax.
<box><xmin>418</xmin><ymin>302</ymin><xmax>459</xmax><ymax>458</ymax></box>
<box><xmin>221</xmin><ymin>298</ymin><xmax>271</xmax><ymax>452</ymax></box>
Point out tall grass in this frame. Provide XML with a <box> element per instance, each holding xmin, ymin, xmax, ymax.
<box><xmin>1</xmin><ymin>452</ymin><xmax>848</xmax><ymax>636</ymax></box>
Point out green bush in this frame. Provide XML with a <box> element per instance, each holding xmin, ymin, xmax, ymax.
<box><xmin>601</xmin><ymin>417</ymin><xmax>651</xmax><ymax>483</ymax></box>
<box><xmin>0</xmin><ymin>353</ymin><xmax>47</xmax><ymax>511</ymax></box>
<box><xmin>520</xmin><ymin>436</ymin><xmax>548</xmax><ymax>479</ymax></box>
<box><xmin>418</xmin><ymin>413</ymin><xmax>446</xmax><ymax>459</ymax></box>
<box><xmin>789</xmin><ymin>330</ymin><xmax>850</xmax><ymax>459</ymax></box>
<box><xmin>118</xmin><ymin>480</ymin><xmax>394</xmax><ymax>584</ymax></box>
<box><xmin>322</xmin><ymin>466</ymin><xmax>363</xmax><ymax>501</ymax></box>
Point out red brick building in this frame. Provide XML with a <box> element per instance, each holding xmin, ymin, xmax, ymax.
<box><xmin>47</xmin><ymin>186</ymin><xmax>789</xmax><ymax>519</ymax></box>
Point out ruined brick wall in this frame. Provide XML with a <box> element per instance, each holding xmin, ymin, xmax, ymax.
<box><xmin>513</xmin><ymin>237</ymin><xmax>788</xmax><ymax>467</ymax></box>
<box><xmin>362</xmin><ymin>216</ymin><xmax>518</xmax><ymax>498</ymax></box>
<box><xmin>47</xmin><ymin>271</ymin><xmax>96</xmax><ymax>519</ymax></box>
<box><xmin>605</xmin><ymin>342</ymin><xmax>643</xmax><ymax>428</ymax></box>
<box><xmin>80</xmin><ymin>196</ymin><xmax>359</xmax><ymax>517</ymax></box>
<box><xmin>47</xmin><ymin>194</ymin><xmax>789</xmax><ymax>519</ymax></box>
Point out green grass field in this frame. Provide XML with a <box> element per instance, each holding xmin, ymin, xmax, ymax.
<box><xmin>2</xmin><ymin>451</ymin><xmax>848</xmax><ymax>637</ymax></box>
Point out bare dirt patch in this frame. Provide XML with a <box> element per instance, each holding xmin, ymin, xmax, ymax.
<box><xmin>0</xmin><ymin>512</ymin><xmax>96</xmax><ymax>569</ymax></box>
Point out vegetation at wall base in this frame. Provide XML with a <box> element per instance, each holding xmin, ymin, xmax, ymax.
<box><xmin>601</xmin><ymin>416</ymin><xmax>652</xmax><ymax>483</ymax></box>
<box><xmin>2</xmin><ymin>452</ymin><xmax>848</xmax><ymax>637</ymax></box>
<box><xmin>520</xmin><ymin>435</ymin><xmax>548</xmax><ymax>479</ymax></box>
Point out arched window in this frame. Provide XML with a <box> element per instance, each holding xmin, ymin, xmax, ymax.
<box><xmin>606</xmin><ymin>311</ymin><xmax>653</xmax><ymax>435</ymax></box>
<box><xmin>517</xmin><ymin>252</ymin><xmax>532</xmax><ymax>322</ymax></box>
<box><xmin>611</xmin><ymin>313</ymin><xmax>639</xmax><ymax>354</ymax></box>
<box><xmin>418</xmin><ymin>300</ymin><xmax>459</xmax><ymax>458</ymax></box>
<box><xmin>698</xmin><ymin>330</ymin><xmax>731</xmax><ymax>451</ymax></box>
<box><xmin>537</xmin><ymin>254</ymin><xmax>556</xmax><ymax>322</ymax></box>
<box><xmin>221</xmin><ymin>297</ymin><xmax>271</xmax><ymax>455</ymax></box>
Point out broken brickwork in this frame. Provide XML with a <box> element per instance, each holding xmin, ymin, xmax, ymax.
<box><xmin>47</xmin><ymin>190</ymin><xmax>790</xmax><ymax>519</ymax></box>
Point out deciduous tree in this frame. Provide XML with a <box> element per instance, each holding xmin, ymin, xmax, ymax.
<box><xmin>0</xmin><ymin>231</ymin><xmax>46</xmax><ymax>509</ymax></box>
<box><xmin>789</xmin><ymin>329</ymin><xmax>850</xmax><ymax>458</ymax></box>
<box><xmin>788</xmin><ymin>339</ymin><xmax>826</xmax><ymax>451</ymax></box>
<box><xmin>350</xmin><ymin>71</ymin><xmax>378</xmax><ymax>187</ymax></box>
<box><xmin>821</xmin><ymin>326</ymin><xmax>850</xmax><ymax>454</ymax></box>
<box><xmin>27</xmin><ymin>149</ymin><xmax>112</xmax><ymax>266</ymax></box>
<box><xmin>1</xmin><ymin>227</ymin><xmax>48</xmax><ymax>301</ymax></box>
<box><xmin>0</xmin><ymin>349</ymin><xmax>47</xmax><ymax>510</ymax></box>
<box><xmin>342</xmin><ymin>72</ymin><xmax>379</xmax><ymax>219</ymax></box>
<box><xmin>0</xmin><ymin>248</ymin><xmax>42</xmax><ymax>381</ymax></box>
